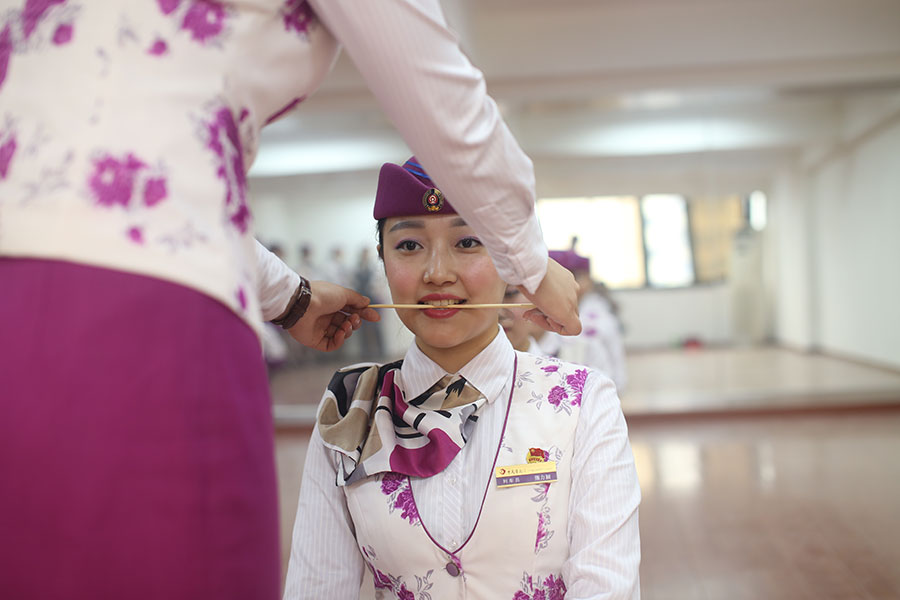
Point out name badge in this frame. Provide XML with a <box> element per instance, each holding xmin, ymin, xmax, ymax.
<box><xmin>494</xmin><ymin>461</ymin><xmax>557</xmax><ymax>488</ymax></box>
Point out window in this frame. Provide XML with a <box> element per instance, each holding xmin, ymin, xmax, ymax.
<box><xmin>537</xmin><ymin>196</ymin><xmax>645</xmax><ymax>288</ymax></box>
<box><xmin>641</xmin><ymin>194</ymin><xmax>694</xmax><ymax>287</ymax></box>
<box><xmin>538</xmin><ymin>192</ymin><xmax>751</xmax><ymax>289</ymax></box>
<box><xmin>688</xmin><ymin>194</ymin><xmax>745</xmax><ymax>283</ymax></box>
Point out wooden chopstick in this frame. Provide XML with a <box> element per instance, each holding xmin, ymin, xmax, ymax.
<box><xmin>366</xmin><ymin>303</ymin><xmax>536</xmax><ymax>309</ymax></box>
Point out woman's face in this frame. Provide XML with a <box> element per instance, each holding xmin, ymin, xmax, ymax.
<box><xmin>381</xmin><ymin>214</ymin><xmax>506</xmax><ymax>370</ymax></box>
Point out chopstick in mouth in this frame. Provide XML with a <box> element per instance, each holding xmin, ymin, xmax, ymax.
<box><xmin>366</xmin><ymin>303</ymin><xmax>536</xmax><ymax>309</ymax></box>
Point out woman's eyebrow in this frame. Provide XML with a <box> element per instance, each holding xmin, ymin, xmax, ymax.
<box><xmin>388</xmin><ymin>220</ymin><xmax>425</xmax><ymax>233</ymax></box>
<box><xmin>451</xmin><ymin>218</ymin><xmax>468</xmax><ymax>227</ymax></box>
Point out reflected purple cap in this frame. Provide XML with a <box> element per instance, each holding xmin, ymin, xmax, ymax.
<box><xmin>373</xmin><ymin>157</ymin><xmax>458</xmax><ymax>220</ymax></box>
<box><xmin>549</xmin><ymin>249</ymin><xmax>591</xmax><ymax>273</ymax></box>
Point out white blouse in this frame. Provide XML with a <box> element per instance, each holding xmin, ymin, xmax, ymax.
<box><xmin>0</xmin><ymin>0</ymin><xmax>547</xmax><ymax>335</ymax></box>
<box><xmin>284</xmin><ymin>329</ymin><xmax>642</xmax><ymax>599</ymax></box>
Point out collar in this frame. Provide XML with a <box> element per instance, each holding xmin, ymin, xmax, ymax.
<box><xmin>400</xmin><ymin>326</ymin><xmax>515</xmax><ymax>404</ymax></box>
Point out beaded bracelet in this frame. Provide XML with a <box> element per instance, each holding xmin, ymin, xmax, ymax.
<box><xmin>271</xmin><ymin>276</ymin><xmax>312</xmax><ymax>330</ymax></box>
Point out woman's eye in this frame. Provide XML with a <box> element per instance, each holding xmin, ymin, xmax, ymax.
<box><xmin>457</xmin><ymin>237</ymin><xmax>482</xmax><ymax>249</ymax></box>
<box><xmin>395</xmin><ymin>240</ymin><xmax>420</xmax><ymax>252</ymax></box>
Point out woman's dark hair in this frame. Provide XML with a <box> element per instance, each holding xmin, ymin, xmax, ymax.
<box><xmin>376</xmin><ymin>218</ymin><xmax>385</xmax><ymax>259</ymax></box>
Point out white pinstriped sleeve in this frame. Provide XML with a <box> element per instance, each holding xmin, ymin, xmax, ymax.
<box><xmin>282</xmin><ymin>425</ymin><xmax>363</xmax><ymax>600</ymax></box>
<box><xmin>307</xmin><ymin>0</ymin><xmax>548</xmax><ymax>293</ymax></box>
<box><xmin>564</xmin><ymin>372</ymin><xmax>642</xmax><ymax>599</ymax></box>
<box><xmin>254</xmin><ymin>239</ymin><xmax>301</xmax><ymax>322</ymax></box>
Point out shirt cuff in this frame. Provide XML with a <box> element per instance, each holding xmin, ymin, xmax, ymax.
<box><xmin>254</xmin><ymin>239</ymin><xmax>302</xmax><ymax>321</ymax></box>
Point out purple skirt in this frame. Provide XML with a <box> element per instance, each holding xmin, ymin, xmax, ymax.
<box><xmin>0</xmin><ymin>258</ymin><xmax>280</xmax><ymax>598</ymax></box>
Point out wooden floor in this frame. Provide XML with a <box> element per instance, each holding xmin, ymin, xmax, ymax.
<box><xmin>272</xmin><ymin>346</ymin><xmax>900</xmax><ymax>598</ymax></box>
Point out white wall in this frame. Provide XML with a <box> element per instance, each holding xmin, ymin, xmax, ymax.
<box><xmin>616</xmin><ymin>285</ymin><xmax>733</xmax><ymax>350</ymax></box>
<box><xmin>250</xmin><ymin>170</ymin><xmax>382</xmax><ymax>269</ymax></box>
<box><xmin>811</xmin><ymin>115</ymin><xmax>900</xmax><ymax>367</ymax></box>
<box><xmin>769</xmin><ymin>93</ymin><xmax>900</xmax><ymax>368</ymax></box>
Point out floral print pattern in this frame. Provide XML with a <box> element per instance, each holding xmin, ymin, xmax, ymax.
<box><xmin>23</xmin><ymin>0</ymin><xmax>67</xmax><ymax>40</ymax></box>
<box><xmin>87</xmin><ymin>151</ymin><xmax>168</xmax><ymax>211</ymax></box>
<box><xmin>514</xmin><ymin>572</ymin><xmax>567</xmax><ymax>600</ymax></box>
<box><xmin>85</xmin><ymin>150</ymin><xmax>170</xmax><ymax>244</ymax></box>
<box><xmin>0</xmin><ymin>127</ymin><xmax>17</xmax><ymax>179</ymax></box>
<box><xmin>380</xmin><ymin>472</ymin><xmax>421</xmax><ymax>526</ymax></box>
<box><xmin>362</xmin><ymin>545</ymin><xmax>435</xmax><ymax>600</ymax></box>
<box><xmin>0</xmin><ymin>24</ymin><xmax>12</xmax><ymax>91</ymax></box>
<box><xmin>531</xmin><ymin>445</ymin><xmax>563</xmax><ymax>554</ymax></box>
<box><xmin>156</xmin><ymin>0</ymin><xmax>229</xmax><ymax>45</ymax></box>
<box><xmin>527</xmin><ymin>357</ymin><xmax>590</xmax><ymax>415</ymax></box>
<box><xmin>281</xmin><ymin>0</ymin><xmax>314</xmax><ymax>36</ymax></box>
<box><xmin>203</xmin><ymin>105</ymin><xmax>250</xmax><ymax>233</ymax></box>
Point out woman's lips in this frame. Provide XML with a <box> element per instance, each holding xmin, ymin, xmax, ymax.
<box><xmin>417</xmin><ymin>297</ymin><xmax>466</xmax><ymax>319</ymax></box>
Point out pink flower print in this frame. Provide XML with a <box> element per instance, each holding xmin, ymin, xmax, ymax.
<box><xmin>533</xmin><ymin>591</ymin><xmax>546</xmax><ymax>600</ymax></box>
<box><xmin>281</xmin><ymin>0</ymin><xmax>314</xmax><ymax>35</ymax></box>
<box><xmin>544</xmin><ymin>574</ymin><xmax>567</xmax><ymax>600</ymax></box>
<box><xmin>514</xmin><ymin>593</ymin><xmax>530</xmax><ymax>600</ymax></box>
<box><xmin>88</xmin><ymin>153</ymin><xmax>146</xmax><ymax>207</ymax></box>
<box><xmin>0</xmin><ymin>130</ymin><xmax>17</xmax><ymax>179</ymax></box>
<box><xmin>22</xmin><ymin>0</ymin><xmax>66</xmax><ymax>40</ymax></box>
<box><xmin>0</xmin><ymin>24</ymin><xmax>11</xmax><ymax>91</ymax></box>
<box><xmin>148</xmin><ymin>38</ymin><xmax>168</xmax><ymax>55</ymax></box>
<box><xmin>127</xmin><ymin>226</ymin><xmax>144</xmax><ymax>244</ymax></box>
<box><xmin>397</xmin><ymin>585</ymin><xmax>415</xmax><ymax>600</ymax></box>
<box><xmin>236</xmin><ymin>287</ymin><xmax>247</xmax><ymax>311</ymax></box>
<box><xmin>157</xmin><ymin>0</ymin><xmax>181</xmax><ymax>15</ymax></box>
<box><xmin>371</xmin><ymin>567</ymin><xmax>391</xmax><ymax>590</ymax></box>
<box><xmin>394</xmin><ymin>486</ymin><xmax>420</xmax><ymax>525</ymax></box>
<box><xmin>547</xmin><ymin>385</ymin><xmax>567</xmax><ymax>407</ymax></box>
<box><xmin>380</xmin><ymin>472</ymin><xmax>403</xmax><ymax>495</ymax></box>
<box><xmin>566</xmin><ymin>368</ymin><xmax>588</xmax><ymax>407</ymax></box>
<box><xmin>584</xmin><ymin>327</ymin><xmax>597</xmax><ymax>337</ymax></box>
<box><xmin>181</xmin><ymin>0</ymin><xmax>227</xmax><ymax>43</ymax></box>
<box><xmin>541</xmin><ymin>365</ymin><xmax>559</xmax><ymax>374</ymax></box>
<box><xmin>205</xmin><ymin>106</ymin><xmax>250</xmax><ymax>233</ymax></box>
<box><xmin>535</xmin><ymin>511</ymin><xmax>547</xmax><ymax>552</ymax></box>
<box><xmin>52</xmin><ymin>22</ymin><xmax>72</xmax><ymax>45</ymax></box>
<box><xmin>143</xmin><ymin>177</ymin><xmax>168</xmax><ymax>206</ymax></box>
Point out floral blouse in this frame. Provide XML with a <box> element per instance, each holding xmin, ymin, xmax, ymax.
<box><xmin>0</xmin><ymin>0</ymin><xmax>549</xmax><ymax>335</ymax></box>
<box><xmin>0</xmin><ymin>0</ymin><xmax>339</xmax><ymax>332</ymax></box>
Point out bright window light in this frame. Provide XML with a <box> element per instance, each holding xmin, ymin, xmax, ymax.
<box><xmin>641</xmin><ymin>194</ymin><xmax>695</xmax><ymax>287</ymax></box>
<box><xmin>537</xmin><ymin>196</ymin><xmax>645</xmax><ymax>288</ymax></box>
<box><xmin>749</xmin><ymin>190</ymin><xmax>768</xmax><ymax>231</ymax></box>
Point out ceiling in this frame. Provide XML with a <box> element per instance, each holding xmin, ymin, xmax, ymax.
<box><xmin>249</xmin><ymin>0</ymin><xmax>900</xmax><ymax>182</ymax></box>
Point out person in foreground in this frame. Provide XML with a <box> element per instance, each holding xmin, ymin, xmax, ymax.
<box><xmin>1</xmin><ymin>2</ymin><xmax>580</xmax><ymax>596</ymax></box>
<box><xmin>283</xmin><ymin>159</ymin><xmax>641</xmax><ymax>600</ymax></box>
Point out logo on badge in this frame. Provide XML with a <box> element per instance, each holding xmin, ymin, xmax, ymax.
<box><xmin>526</xmin><ymin>447</ymin><xmax>550</xmax><ymax>463</ymax></box>
<box><xmin>423</xmin><ymin>188</ymin><xmax>444</xmax><ymax>212</ymax></box>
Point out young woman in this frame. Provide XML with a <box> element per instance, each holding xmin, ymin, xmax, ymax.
<box><xmin>283</xmin><ymin>159</ymin><xmax>641</xmax><ymax>600</ymax></box>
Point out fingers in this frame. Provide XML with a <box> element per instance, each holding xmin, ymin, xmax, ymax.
<box><xmin>358</xmin><ymin>307</ymin><xmax>380</xmax><ymax>322</ymax></box>
<box><xmin>524</xmin><ymin>309</ymin><xmax>566</xmax><ymax>334</ymax></box>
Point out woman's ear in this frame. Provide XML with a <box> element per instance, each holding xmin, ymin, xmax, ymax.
<box><xmin>376</xmin><ymin>244</ymin><xmax>383</xmax><ymax>260</ymax></box>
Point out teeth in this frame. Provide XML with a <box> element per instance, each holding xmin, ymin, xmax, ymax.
<box><xmin>423</xmin><ymin>299</ymin><xmax>463</xmax><ymax>307</ymax></box>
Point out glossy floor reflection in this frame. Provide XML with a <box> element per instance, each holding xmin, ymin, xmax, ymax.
<box><xmin>275</xmin><ymin>411</ymin><xmax>900</xmax><ymax>598</ymax></box>
<box><xmin>632</xmin><ymin>411</ymin><xmax>900</xmax><ymax>599</ymax></box>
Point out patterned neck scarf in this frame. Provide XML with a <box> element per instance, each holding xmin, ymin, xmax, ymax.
<box><xmin>317</xmin><ymin>361</ymin><xmax>487</xmax><ymax>486</ymax></box>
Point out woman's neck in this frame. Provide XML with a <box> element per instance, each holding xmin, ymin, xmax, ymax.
<box><xmin>415</xmin><ymin>325</ymin><xmax>500</xmax><ymax>373</ymax></box>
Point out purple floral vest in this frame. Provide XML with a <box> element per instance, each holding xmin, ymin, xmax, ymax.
<box><xmin>343</xmin><ymin>351</ymin><xmax>587</xmax><ymax>600</ymax></box>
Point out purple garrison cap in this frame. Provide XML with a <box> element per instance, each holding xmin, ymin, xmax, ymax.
<box><xmin>549</xmin><ymin>249</ymin><xmax>591</xmax><ymax>273</ymax></box>
<box><xmin>373</xmin><ymin>157</ymin><xmax>458</xmax><ymax>220</ymax></box>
